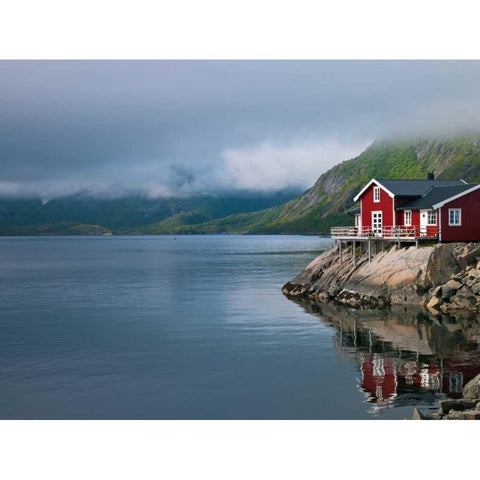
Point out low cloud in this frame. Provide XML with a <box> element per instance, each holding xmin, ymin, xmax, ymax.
<box><xmin>1</xmin><ymin>61</ymin><xmax>480</xmax><ymax>199</ymax></box>
<box><xmin>210</xmin><ymin>139</ymin><xmax>371</xmax><ymax>192</ymax></box>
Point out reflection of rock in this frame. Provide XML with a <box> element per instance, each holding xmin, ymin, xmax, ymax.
<box><xmin>414</xmin><ymin>378</ymin><xmax>480</xmax><ymax>420</ymax></box>
<box><xmin>293</xmin><ymin>300</ymin><xmax>480</xmax><ymax>415</ymax></box>
<box><xmin>283</xmin><ymin>242</ymin><xmax>480</xmax><ymax>314</ymax></box>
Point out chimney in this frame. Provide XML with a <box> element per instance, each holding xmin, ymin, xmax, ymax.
<box><xmin>427</xmin><ymin>172</ymin><xmax>435</xmax><ymax>180</ymax></box>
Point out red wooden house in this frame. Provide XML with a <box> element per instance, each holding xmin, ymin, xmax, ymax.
<box><xmin>331</xmin><ymin>175</ymin><xmax>480</xmax><ymax>244</ymax></box>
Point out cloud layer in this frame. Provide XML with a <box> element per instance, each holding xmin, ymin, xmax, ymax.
<box><xmin>1</xmin><ymin>60</ymin><xmax>480</xmax><ymax>198</ymax></box>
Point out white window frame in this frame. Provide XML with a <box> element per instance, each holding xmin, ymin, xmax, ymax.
<box><xmin>448</xmin><ymin>208</ymin><xmax>462</xmax><ymax>226</ymax></box>
<box><xmin>427</xmin><ymin>209</ymin><xmax>437</xmax><ymax>225</ymax></box>
<box><xmin>404</xmin><ymin>210</ymin><xmax>412</xmax><ymax>226</ymax></box>
<box><xmin>373</xmin><ymin>186</ymin><xmax>380</xmax><ymax>203</ymax></box>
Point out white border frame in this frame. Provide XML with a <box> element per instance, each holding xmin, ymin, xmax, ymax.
<box><xmin>427</xmin><ymin>209</ymin><xmax>437</xmax><ymax>226</ymax></box>
<box><xmin>404</xmin><ymin>210</ymin><xmax>412</xmax><ymax>226</ymax></box>
<box><xmin>371</xmin><ymin>210</ymin><xmax>383</xmax><ymax>235</ymax></box>
<box><xmin>448</xmin><ymin>208</ymin><xmax>462</xmax><ymax>226</ymax></box>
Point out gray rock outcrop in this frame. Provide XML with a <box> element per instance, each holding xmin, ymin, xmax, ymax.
<box><xmin>283</xmin><ymin>242</ymin><xmax>480</xmax><ymax>314</ymax></box>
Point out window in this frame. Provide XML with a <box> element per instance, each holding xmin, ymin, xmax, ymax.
<box><xmin>427</xmin><ymin>210</ymin><xmax>437</xmax><ymax>225</ymax></box>
<box><xmin>404</xmin><ymin>210</ymin><xmax>412</xmax><ymax>226</ymax></box>
<box><xmin>449</xmin><ymin>208</ymin><xmax>461</xmax><ymax>226</ymax></box>
<box><xmin>373</xmin><ymin>186</ymin><xmax>380</xmax><ymax>202</ymax></box>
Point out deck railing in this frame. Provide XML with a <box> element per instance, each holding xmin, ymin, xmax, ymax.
<box><xmin>331</xmin><ymin>225</ymin><xmax>438</xmax><ymax>239</ymax></box>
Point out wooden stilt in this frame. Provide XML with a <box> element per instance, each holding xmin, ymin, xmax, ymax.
<box><xmin>339</xmin><ymin>240</ymin><xmax>343</xmax><ymax>263</ymax></box>
<box><xmin>368</xmin><ymin>239</ymin><xmax>371</xmax><ymax>262</ymax></box>
<box><xmin>353</xmin><ymin>240</ymin><xmax>356</xmax><ymax>266</ymax></box>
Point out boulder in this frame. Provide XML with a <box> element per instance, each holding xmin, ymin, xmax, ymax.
<box><xmin>471</xmin><ymin>282</ymin><xmax>480</xmax><ymax>295</ymax></box>
<box><xmin>441</xmin><ymin>280</ymin><xmax>462</xmax><ymax>299</ymax></box>
<box><xmin>463</xmin><ymin>373</ymin><xmax>480</xmax><ymax>399</ymax></box>
<box><xmin>450</xmin><ymin>287</ymin><xmax>477</xmax><ymax>309</ymax></box>
<box><xmin>462</xmin><ymin>275</ymin><xmax>476</xmax><ymax>287</ymax></box>
<box><xmin>427</xmin><ymin>296</ymin><xmax>443</xmax><ymax>310</ymax></box>
<box><xmin>430</xmin><ymin>286</ymin><xmax>442</xmax><ymax>298</ymax></box>
<box><xmin>425</xmin><ymin>244</ymin><xmax>469</xmax><ymax>287</ymax></box>
<box><xmin>470</xmin><ymin>269</ymin><xmax>480</xmax><ymax>279</ymax></box>
<box><xmin>456</xmin><ymin>243</ymin><xmax>480</xmax><ymax>269</ymax></box>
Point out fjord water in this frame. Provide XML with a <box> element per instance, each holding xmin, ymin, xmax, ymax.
<box><xmin>1</xmin><ymin>235</ymin><xmax>480</xmax><ymax>419</ymax></box>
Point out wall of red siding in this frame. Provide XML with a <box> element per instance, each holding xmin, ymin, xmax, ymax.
<box><xmin>395</xmin><ymin>198</ymin><xmax>416</xmax><ymax>226</ymax></box>
<box><xmin>360</xmin><ymin>183</ymin><xmax>394</xmax><ymax>228</ymax></box>
<box><xmin>440</xmin><ymin>188</ymin><xmax>480</xmax><ymax>241</ymax></box>
<box><xmin>411</xmin><ymin>210</ymin><xmax>421</xmax><ymax>228</ymax></box>
<box><xmin>396</xmin><ymin>209</ymin><xmax>421</xmax><ymax>228</ymax></box>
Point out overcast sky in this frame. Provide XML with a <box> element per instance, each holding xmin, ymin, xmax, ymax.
<box><xmin>1</xmin><ymin>60</ymin><xmax>480</xmax><ymax>199</ymax></box>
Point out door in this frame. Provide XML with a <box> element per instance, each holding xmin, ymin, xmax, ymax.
<box><xmin>420</xmin><ymin>209</ymin><xmax>428</xmax><ymax>236</ymax></box>
<box><xmin>371</xmin><ymin>211</ymin><xmax>382</xmax><ymax>236</ymax></box>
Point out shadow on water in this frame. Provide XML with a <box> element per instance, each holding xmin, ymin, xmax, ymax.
<box><xmin>291</xmin><ymin>299</ymin><xmax>480</xmax><ymax>416</ymax></box>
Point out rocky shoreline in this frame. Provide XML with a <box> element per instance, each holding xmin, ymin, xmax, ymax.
<box><xmin>283</xmin><ymin>242</ymin><xmax>480</xmax><ymax>315</ymax></box>
<box><xmin>283</xmin><ymin>241</ymin><xmax>480</xmax><ymax>419</ymax></box>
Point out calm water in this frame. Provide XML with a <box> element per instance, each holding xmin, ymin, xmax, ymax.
<box><xmin>1</xmin><ymin>235</ymin><xmax>480</xmax><ymax>419</ymax></box>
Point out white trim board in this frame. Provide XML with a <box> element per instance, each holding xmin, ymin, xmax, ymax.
<box><xmin>353</xmin><ymin>179</ymin><xmax>395</xmax><ymax>202</ymax></box>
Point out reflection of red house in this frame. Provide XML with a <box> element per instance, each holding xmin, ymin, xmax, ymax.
<box><xmin>332</xmin><ymin>176</ymin><xmax>480</xmax><ymax>242</ymax></box>
<box><xmin>360</xmin><ymin>353</ymin><xmax>442</xmax><ymax>405</ymax></box>
<box><xmin>359</xmin><ymin>352</ymin><xmax>480</xmax><ymax>405</ymax></box>
<box><xmin>360</xmin><ymin>353</ymin><xmax>398</xmax><ymax>403</ymax></box>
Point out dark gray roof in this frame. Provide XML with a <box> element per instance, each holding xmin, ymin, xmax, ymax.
<box><xmin>377</xmin><ymin>179</ymin><xmax>466</xmax><ymax>197</ymax></box>
<box><xmin>347</xmin><ymin>207</ymin><xmax>360</xmax><ymax>216</ymax></box>
<box><xmin>396</xmin><ymin>184</ymin><xmax>479</xmax><ymax>210</ymax></box>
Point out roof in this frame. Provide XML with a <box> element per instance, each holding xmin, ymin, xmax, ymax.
<box><xmin>347</xmin><ymin>207</ymin><xmax>360</xmax><ymax>216</ymax></box>
<box><xmin>375</xmin><ymin>179</ymin><xmax>466</xmax><ymax>197</ymax></box>
<box><xmin>353</xmin><ymin>178</ymin><xmax>466</xmax><ymax>202</ymax></box>
<box><xmin>397</xmin><ymin>184</ymin><xmax>480</xmax><ymax>210</ymax></box>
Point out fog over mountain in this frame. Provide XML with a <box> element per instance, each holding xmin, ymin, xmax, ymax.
<box><xmin>1</xmin><ymin>60</ymin><xmax>480</xmax><ymax>199</ymax></box>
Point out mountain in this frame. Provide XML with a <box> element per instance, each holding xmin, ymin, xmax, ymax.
<box><xmin>0</xmin><ymin>222</ymin><xmax>112</xmax><ymax>236</ymax></box>
<box><xmin>141</xmin><ymin>134</ymin><xmax>480</xmax><ymax>234</ymax></box>
<box><xmin>3</xmin><ymin>134</ymin><xmax>480</xmax><ymax>235</ymax></box>
<box><xmin>0</xmin><ymin>191</ymin><xmax>297</xmax><ymax>235</ymax></box>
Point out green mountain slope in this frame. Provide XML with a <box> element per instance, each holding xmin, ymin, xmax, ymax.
<box><xmin>142</xmin><ymin>134</ymin><xmax>480</xmax><ymax>234</ymax></box>
<box><xmin>0</xmin><ymin>222</ymin><xmax>112</xmax><ymax>236</ymax></box>
<box><xmin>0</xmin><ymin>192</ymin><xmax>297</xmax><ymax>235</ymax></box>
<box><xmin>3</xmin><ymin>135</ymin><xmax>480</xmax><ymax>235</ymax></box>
